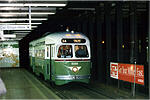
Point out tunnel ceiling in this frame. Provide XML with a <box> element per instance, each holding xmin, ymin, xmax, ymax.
<box><xmin>0</xmin><ymin>0</ymin><xmax>67</xmax><ymax>41</ymax></box>
<box><xmin>26</xmin><ymin>1</ymin><xmax>147</xmax><ymax>41</ymax></box>
<box><xmin>0</xmin><ymin>1</ymin><xmax>147</xmax><ymax>42</ymax></box>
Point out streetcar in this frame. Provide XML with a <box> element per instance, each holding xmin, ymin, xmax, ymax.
<box><xmin>29</xmin><ymin>31</ymin><xmax>91</xmax><ymax>85</ymax></box>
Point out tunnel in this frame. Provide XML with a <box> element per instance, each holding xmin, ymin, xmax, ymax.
<box><xmin>0</xmin><ymin>1</ymin><xmax>149</xmax><ymax>99</ymax></box>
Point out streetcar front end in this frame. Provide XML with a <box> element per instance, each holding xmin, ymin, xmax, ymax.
<box><xmin>54</xmin><ymin>36</ymin><xmax>91</xmax><ymax>85</ymax></box>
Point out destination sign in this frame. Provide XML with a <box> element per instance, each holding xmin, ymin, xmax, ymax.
<box><xmin>61</xmin><ymin>39</ymin><xmax>86</xmax><ymax>43</ymax></box>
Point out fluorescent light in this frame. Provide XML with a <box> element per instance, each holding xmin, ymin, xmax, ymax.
<box><xmin>2</xmin><ymin>0</ymin><xmax>67</xmax><ymax>1</ymax></box>
<box><xmin>3</xmin><ymin>0</ymin><xmax>67</xmax><ymax>1</ymax></box>
<box><xmin>15</xmin><ymin>33</ymin><xmax>29</xmax><ymax>34</ymax></box>
<box><xmin>30</xmin><ymin>23</ymin><xmax>42</xmax><ymax>25</ymax></box>
<box><xmin>16</xmin><ymin>34</ymin><xmax>28</xmax><ymax>37</ymax></box>
<box><xmin>31</xmin><ymin>26</ymin><xmax>38</xmax><ymax>28</ymax></box>
<box><xmin>3</xmin><ymin>34</ymin><xmax>16</xmax><ymax>38</ymax></box>
<box><xmin>29</xmin><ymin>18</ymin><xmax>47</xmax><ymax>20</ymax></box>
<box><xmin>0</xmin><ymin>18</ymin><xmax>47</xmax><ymax>21</ymax></box>
<box><xmin>8</xmin><ymin>0</ymin><xmax>14</xmax><ymax>2</ymax></box>
<box><xmin>0</xmin><ymin>23</ymin><xmax>42</xmax><ymax>25</ymax></box>
<box><xmin>0</xmin><ymin>14</ymin><xmax>15</xmax><ymax>17</ymax></box>
<box><xmin>0</xmin><ymin>3</ymin><xmax>66</xmax><ymax>7</ymax></box>
<box><xmin>0</xmin><ymin>12</ymin><xmax>55</xmax><ymax>15</ymax></box>
<box><xmin>0</xmin><ymin>7</ymin><xmax>15</xmax><ymax>10</ymax></box>
<box><xmin>25</xmin><ymin>3</ymin><xmax>66</xmax><ymax>7</ymax></box>
<box><xmin>13</xmin><ymin>31</ymin><xmax>31</xmax><ymax>33</ymax></box>
<box><xmin>0</xmin><ymin>7</ymin><xmax>56</xmax><ymax>11</ymax></box>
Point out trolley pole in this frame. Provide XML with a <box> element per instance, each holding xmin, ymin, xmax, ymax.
<box><xmin>133</xmin><ymin>59</ymin><xmax>136</xmax><ymax>97</ymax></box>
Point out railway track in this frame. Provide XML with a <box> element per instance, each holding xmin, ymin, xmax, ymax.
<box><xmin>39</xmin><ymin>80</ymin><xmax>79</xmax><ymax>99</ymax></box>
<box><xmin>26</xmin><ymin>70</ymin><xmax>123</xmax><ymax>99</ymax></box>
<box><xmin>40</xmin><ymin>80</ymin><xmax>114</xmax><ymax>99</ymax></box>
<box><xmin>78</xmin><ymin>83</ymin><xmax>115</xmax><ymax>99</ymax></box>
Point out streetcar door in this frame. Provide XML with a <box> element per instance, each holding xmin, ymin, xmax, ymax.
<box><xmin>45</xmin><ymin>44</ymin><xmax>54</xmax><ymax>81</ymax></box>
<box><xmin>45</xmin><ymin>45</ymin><xmax>50</xmax><ymax>80</ymax></box>
<box><xmin>50</xmin><ymin>44</ymin><xmax>55</xmax><ymax>80</ymax></box>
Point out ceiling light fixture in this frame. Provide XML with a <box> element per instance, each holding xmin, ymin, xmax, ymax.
<box><xmin>0</xmin><ymin>18</ymin><xmax>47</xmax><ymax>22</ymax></box>
<box><xmin>3</xmin><ymin>34</ymin><xmax>16</xmax><ymax>38</ymax></box>
<box><xmin>15</xmin><ymin>33</ymin><xmax>29</xmax><ymax>35</ymax></box>
<box><xmin>13</xmin><ymin>31</ymin><xmax>31</xmax><ymax>33</ymax></box>
<box><xmin>0</xmin><ymin>14</ymin><xmax>16</xmax><ymax>17</ymax></box>
<box><xmin>31</xmin><ymin>26</ymin><xmax>38</xmax><ymax>28</ymax></box>
<box><xmin>0</xmin><ymin>23</ymin><xmax>42</xmax><ymax>25</ymax></box>
<box><xmin>8</xmin><ymin>0</ymin><xmax>14</xmax><ymax>3</ymax></box>
<box><xmin>0</xmin><ymin>12</ymin><xmax>55</xmax><ymax>15</ymax></box>
<box><xmin>0</xmin><ymin>3</ymin><xmax>66</xmax><ymax>7</ymax></box>
<box><xmin>0</xmin><ymin>7</ymin><xmax>15</xmax><ymax>10</ymax></box>
<box><xmin>0</xmin><ymin>7</ymin><xmax>56</xmax><ymax>11</ymax></box>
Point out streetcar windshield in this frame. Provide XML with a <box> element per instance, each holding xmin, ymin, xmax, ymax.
<box><xmin>75</xmin><ymin>45</ymin><xmax>89</xmax><ymax>58</ymax></box>
<box><xmin>57</xmin><ymin>45</ymin><xmax>73</xmax><ymax>58</ymax></box>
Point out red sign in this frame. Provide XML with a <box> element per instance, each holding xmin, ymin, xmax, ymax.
<box><xmin>110</xmin><ymin>62</ymin><xmax>144</xmax><ymax>85</ymax></box>
<box><xmin>110</xmin><ymin>63</ymin><xmax>118</xmax><ymax>79</ymax></box>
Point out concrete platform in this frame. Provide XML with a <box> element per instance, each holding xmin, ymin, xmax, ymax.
<box><xmin>0</xmin><ymin>68</ymin><xmax>60</xmax><ymax>99</ymax></box>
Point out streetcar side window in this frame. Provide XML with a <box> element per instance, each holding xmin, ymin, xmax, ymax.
<box><xmin>51</xmin><ymin>47</ymin><xmax>53</xmax><ymax>57</ymax></box>
<box><xmin>42</xmin><ymin>49</ymin><xmax>45</xmax><ymax>58</ymax></box>
<box><xmin>54</xmin><ymin>47</ymin><xmax>55</xmax><ymax>57</ymax></box>
<box><xmin>47</xmin><ymin>47</ymin><xmax>49</xmax><ymax>57</ymax></box>
<box><xmin>51</xmin><ymin>46</ymin><xmax>55</xmax><ymax>58</ymax></box>
<box><xmin>75</xmin><ymin>45</ymin><xmax>89</xmax><ymax>58</ymax></box>
<box><xmin>57</xmin><ymin>45</ymin><xmax>72</xmax><ymax>58</ymax></box>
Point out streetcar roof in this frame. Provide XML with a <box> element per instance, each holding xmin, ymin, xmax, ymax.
<box><xmin>29</xmin><ymin>31</ymin><xmax>90</xmax><ymax>46</ymax></box>
<box><xmin>45</xmin><ymin>32</ymin><xmax>89</xmax><ymax>44</ymax></box>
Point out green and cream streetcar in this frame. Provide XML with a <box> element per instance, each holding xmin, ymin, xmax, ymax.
<box><xmin>29</xmin><ymin>31</ymin><xmax>91</xmax><ymax>85</ymax></box>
